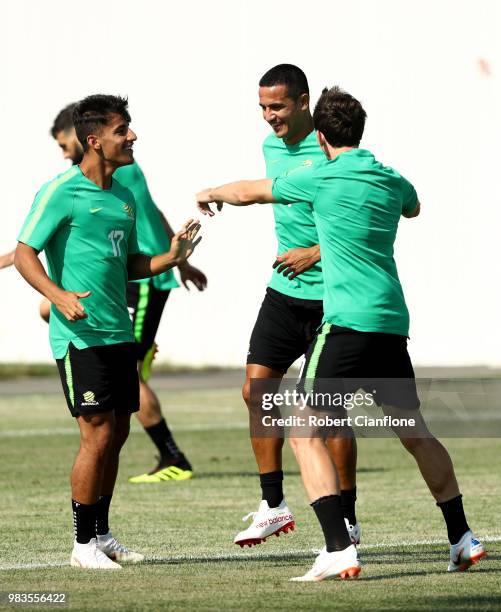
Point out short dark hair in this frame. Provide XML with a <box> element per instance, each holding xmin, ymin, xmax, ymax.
<box><xmin>259</xmin><ymin>64</ymin><xmax>309</xmax><ymax>101</ymax></box>
<box><xmin>313</xmin><ymin>86</ymin><xmax>367</xmax><ymax>147</ymax></box>
<box><xmin>50</xmin><ymin>103</ymin><xmax>77</xmax><ymax>138</ymax></box>
<box><xmin>73</xmin><ymin>94</ymin><xmax>131</xmax><ymax>151</ymax></box>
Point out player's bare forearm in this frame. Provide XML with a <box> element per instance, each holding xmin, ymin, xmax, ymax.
<box><xmin>127</xmin><ymin>252</ymin><xmax>178</xmax><ymax>280</ymax></box>
<box><xmin>14</xmin><ymin>243</ymin><xmax>90</xmax><ymax>321</ymax></box>
<box><xmin>0</xmin><ymin>248</ymin><xmax>15</xmax><ymax>269</ymax></box>
<box><xmin>196</xmin><ymin>179</ymin><xmax>274</xmax><ymax>216</ymax></box>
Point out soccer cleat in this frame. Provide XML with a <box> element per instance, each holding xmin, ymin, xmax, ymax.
<box><xmin>70</xmin><ymin>538</ymin><xmax>122</xmax><ymax>569</ymax></box>
<box><xmin>345</xmin><ymin>518</ymin><xmax>361</xmax><ymax>545</ymax></box>
<box><xmin>290</xmin><ymin>544</ymin><xmax>361</xmax><ymax>582</ymax></box>
<box><xmin>129</xmin><ymin>455</ymin><xmax>193</xmax><ymax>483</ymax></box>
<box><xmin>234</xmin><ymin>499</ymin><xmax>295</xmax><ymax>547</ymax></box>
<box><xmin>447</xmin><ymin>530</ymin><xmax>486</xmax><ymax>572</ymax></box>
<box><xmin>97</xmin><ymin>532</ymin><xmax>144</xmax><ymax>563</ymax></box>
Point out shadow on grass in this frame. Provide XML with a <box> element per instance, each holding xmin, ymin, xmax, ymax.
<box><xmin>144</xmin><ymin>547</ymin><xmax>494</xmax><ymax>580</ymax></box>
<box><xmin>195</xmin><ymin>467</ymin><xmax>386</xmax><ymax>479</ymax></box>
<box><xmin>421</xmin><ymin>594</ymin><xmax>501</xmax><ymax>610</ymax></box>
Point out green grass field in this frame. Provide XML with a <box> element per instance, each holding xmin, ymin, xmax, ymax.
<box><xmin>0</xmin><ymin>383</ymin><xmax>500</xmax><ymax>611</ymax></box>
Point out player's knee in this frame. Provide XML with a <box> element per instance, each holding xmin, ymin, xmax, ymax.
<box><xmin>289</xmin><ymin>436</ymin><xmax>313</xmax><ymax>456</ymax></box>
<box><xmin>79</xmin><ymin>413</ymin><xmax>115</xmax><ymax>453</ymax></box>
<box><xmin>242</xmin><ymin>379</ymin><xmax>252</xmax><ymax>408</ymax></box>
<box><xmin>398</xmin><ymin>435</ymin><xmax>425</xmax><ymax>454</ymax></box>
<box><xmin>82</xmin><ymin>426</ymin><xmax>114</xmax><ymax>456</ymax></box>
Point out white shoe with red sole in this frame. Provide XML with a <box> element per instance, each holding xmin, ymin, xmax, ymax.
<box><xmin>234</xmin><ymin>499</ymin><xmax>295</xmax><ymax>547</ymax></box>
<box><xmin>290</xmin><ymin>544</ymin><xmax>361</xmax><ymax>582</ymax></box>
<box><xmin>447</xmin><ymin>530</ymin><xmax>486</xmax><ymax>572</ymax></box>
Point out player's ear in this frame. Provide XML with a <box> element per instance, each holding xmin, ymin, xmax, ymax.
<box><xmin>316</xmin><ymin>131</ymin><xmax>328</xmax><ymax>155</ymax></box>
<box><xmin>299</xmin><ymin>92</ymin><xmax>309</xmax><ymax>111</ymax></box>
<box><xmin>87</xmin><ymin>134</ymin><xmax>101</xmax><ymax>151</ymax></box>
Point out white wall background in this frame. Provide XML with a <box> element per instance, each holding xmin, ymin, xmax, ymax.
<box><xmin>1</xmin><ymin>0</ymin><xmax>500</xmax><ymax>366</ymax></box>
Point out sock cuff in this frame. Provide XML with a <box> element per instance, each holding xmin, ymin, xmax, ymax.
<box><xmin>145</xmin><ymin>418</ymin><xmax>167</xmax><ymax>433</ymax></box>
<box><xmin>436</xmin><ymin>493</ymin><xmax>462</xmax><ymax>508</ymax></box>
<box><xmin>259</xmin><ymin>470</ymin><xmax>284</xmax><ymax>484</ymax></box>
<box><xmin>310</xmin><ymin>494</ymin><xmax>339</xmax><ymax>508</ymax></box>
<box><xmin>72</xmin><ymin>499</ymin><xmax>99</xmax><ymax>509</ymax></box>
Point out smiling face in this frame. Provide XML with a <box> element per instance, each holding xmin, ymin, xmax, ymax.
<box><xmin>87</xmin><ymin>113</ymin><xmax>136</xmax><ymax>166</ymax></box>
<box><xmin>259</xmin><ymin>84</ymin><xmax>310</xmax><ymax>145</ymax></box>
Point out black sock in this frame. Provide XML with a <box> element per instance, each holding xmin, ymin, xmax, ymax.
<box><xmin>437</xmin><ymin>494</ymin><xmax>470</xmax><ymax>545</ymax></box>
<box><xmin>311</xmin><ymin>495</ymin><xmax>352</xmax><ymax>553</ymax></box>
<box><xmin>95</xmin><ymin>494</ymin><xmax>112</xmax><ymax>536</ymax></box>
<box><xmin>260</xmin><ymin>471</ymin><xmax>283</xmax><ymax>508</ymax></box>
<box><xmin>145</xmin><ymin>418</ymin><xmax>181</xmax><ymax>461</ymax></box>
<box><xmin>72</xmin><ymin>499</ymin><xmax>98</xmax><ymax>544</ymax></box>
<box><xmin>340</xmin><ymin>487</ymin><xmax>357</xmax><ymax>526</ymax></box>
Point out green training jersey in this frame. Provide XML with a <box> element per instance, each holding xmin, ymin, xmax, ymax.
<box><xmin>18</xmin><ymin>165</ymin><xmax>140</xmax><ymax>358</ymax></box>
<box><xmin>263</xmin><ymin>131</ymin><xmax>324</xmax><ymax>300</ymax></box>
<box><xmin>114</xmin><ymin>163</ymin><xmax>178</xmax><ymax>291</ymax></box>
<box><xmin>272</xmin><ymin>149</ymin><xmax>417</xmax><ymax>336</ymax></box>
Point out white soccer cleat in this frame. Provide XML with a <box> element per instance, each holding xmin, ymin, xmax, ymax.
<box><xmin>234</xmin><ymin>499</ymin><xmax>295</xmax><ymax>547</ymax></box>
<box><xmin>97</xmin><ymin>531</ymin><xmax>145</xmax><ymax>563</ymax></box>
<box><xmin>291</xmin><ymin>544</ymin><xmax>361</xmax><ymax>582</ymax></box>
<box><xmin>70</xmin><ymin>538</ymin><xmax>122</xmax><ymax>569</ymax></box>
<box><xmin>345</xmin><ymin>519</ymin><xmax>361</xmax><ymax>545</ymax></box>
<box><xmin>447</xmin><ymin>530</ymin><xmax>486</xmax><ymax>572</ymax></box>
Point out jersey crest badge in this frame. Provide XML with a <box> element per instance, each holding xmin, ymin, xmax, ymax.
<box><xmin>123</xmin><ymin>204</ymin><xmax>134</xmax><ymax>218</ymax></box>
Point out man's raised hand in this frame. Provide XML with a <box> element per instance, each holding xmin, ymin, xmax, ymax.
<box><xmin>170</xmin><ymin>219</ymin><xmax>202</xmax><ymax>264</ymax></box>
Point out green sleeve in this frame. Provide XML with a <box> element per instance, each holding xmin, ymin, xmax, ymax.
<box><xmin>401</xmin><ymin>176</ymin><xmax>418</xmax><ymax>214</ymax></box>
<box><xmin>17</xmin><ymin>182</ymin><xmax>73</xmax><ymax>251</ymax></box>
<box><xmin>271</xmin><ymin>166</ymin><xmax>319</xmax><ymax>205</ymax></box>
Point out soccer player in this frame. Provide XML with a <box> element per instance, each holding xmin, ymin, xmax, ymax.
<box><xmin>229</xmin><ymin>65</ymin><xmax>359</xmax><ymax>548</ymax></box>
<box><xmin>50</xmin><ymin>103</ymin><xmax>207</xmax><ymax>482</ymax></box>
<box><xmin>15</xmin><ymin>94</ymin><xmax>201</xmax><ymax>569</ymax></box>
<box><xmin>196</xmin><ymin>86</ymin><xmax>485</xmax><ymax>580</ymax></box>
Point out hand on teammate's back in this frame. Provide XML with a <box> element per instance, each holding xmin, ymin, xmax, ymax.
<box><xmin>273</xmin><ymin>246</ymin><xmax>321</xmax><ymax>280</ymax></box>
<box><xmin>169</xmin><ymin>219</ymin><xmax>202</xmax><ymax>264</ymax></box>
<box><xmin>53</xmin><ymin>290</ymin><xmax>91</xmax><ymax>322</ymax></box>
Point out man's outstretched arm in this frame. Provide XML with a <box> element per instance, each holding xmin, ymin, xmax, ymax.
<box><xmin>196</xmin><ymin>179</ymin><xmax>274</xmax><ymax>216</ymax></box>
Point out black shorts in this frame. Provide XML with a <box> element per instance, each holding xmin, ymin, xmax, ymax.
<box><xmin>247</xmin><ymin>287</ymin><xmax>324</xmax><ymax>373</ymax></box>
<box><xmin>126</xmin><ymin>280</ymin><xmax>170</xmax><ymax>361</ymax></box>
<box><xmin>299</xmin><ymin>323</ymin><xmax>420</xmax><ymax>409</ymax></box>
<box><xmin>56</xmin><ymin>342</ymin><xmax>140</xmax><ymax>417</ymax></box>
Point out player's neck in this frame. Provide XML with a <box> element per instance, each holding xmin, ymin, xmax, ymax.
<box><xmin>283</xmin><ymin>114</ymin><xmax>314</xmax><ymax>146</ymax></box>
<box><xmin>325</xmin><ymin>145</ymin><xmax>355</xmax><ymax>161</ymax></box>
<box><xmin>79</xmin><ymin>155</ymin><xmax>117</xmax><ymax>190</ymax></box>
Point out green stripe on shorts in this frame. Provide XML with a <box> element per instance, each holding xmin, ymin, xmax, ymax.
<box><xmin>303</xmin><ymin>323</ymin><xmax>331</xmax><ymax>393</ymax></box>
<box><xmin>64</xmin><ymin>349</ymin><xmax>75</xmax><ymax>407</ymax></box>
<box><xmin>134</xmin><ymin>282</ymin><xmax>150</xmax><ymax>342</ymax></box>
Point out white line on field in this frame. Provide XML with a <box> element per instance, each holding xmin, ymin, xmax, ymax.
<box><xmin>0</xmin><ymin>423</ymin><xmax>249</xmax><ymax>438</ymax></box>
<box><xmin>1</xmin><ymin>535</ymin><xmax>500</xmax><ymax>572</ymax></box>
